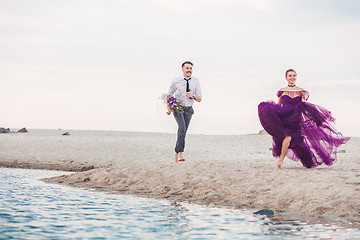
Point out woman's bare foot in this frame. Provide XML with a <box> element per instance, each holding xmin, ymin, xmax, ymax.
<box><xmin>174</xmin><ymin>153</ymin><xmax>179</xmax><ymax>163</ymax></box>
<box><xmin>277</xmin><ymin>136</ymin><xmax>291</xmax><ymax>169</ymax></box>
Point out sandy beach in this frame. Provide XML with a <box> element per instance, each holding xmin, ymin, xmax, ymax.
<box><xmin>0</xmin><ymin>129</ymin><xmax>359</xmax><ymax>222</ymax></box>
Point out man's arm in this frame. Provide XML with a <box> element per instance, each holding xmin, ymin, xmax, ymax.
<box><xmin>167</xmin><ymin>79</ymin><xmax>176</xmax><ymax>96</ymax></box>
<box><xmin>193</xmin><ymin>95</ymin><xmax>202</xmax><ymax>102</ymax></box>
<box><xmin>194</xmin><ymin>79</ymin><xmax>202</xmax><ymax>102</ymax></box>
<box><xmin>166</xmin><ymin>79</ymin><xmax>176</xmax><ymax>115</ymax></box>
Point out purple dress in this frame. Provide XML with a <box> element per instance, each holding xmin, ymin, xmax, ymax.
<box><xmin>258</xmin><ymin>90</ymin><xmax>349</xmax><ymax>168</ymax></box>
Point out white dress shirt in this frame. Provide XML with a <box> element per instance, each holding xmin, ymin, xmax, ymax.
<box><xmin>167</xmin><ymin>76</ymin><xmax>202</xmax><ymax>107</ymax></box>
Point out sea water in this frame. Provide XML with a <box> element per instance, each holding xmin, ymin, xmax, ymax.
<box><xmin>0</xmin><ymin>168</ymin><xmax>359</xmax><ymax>240</ymax></box>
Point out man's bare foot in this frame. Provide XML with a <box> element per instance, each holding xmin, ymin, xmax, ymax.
<box><xmin>178</xmin><ymin>152</ymin><xmax>185</xmax><ymax>162</ymax></box>
<box><xmin>173</xmin><ymin>152</ymin><xmax>186</xmax><ymax>162</ymax></box>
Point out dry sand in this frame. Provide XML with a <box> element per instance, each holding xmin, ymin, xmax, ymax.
<box><xmin>0</xmin><ymin>129</ymin><xmax>359</xmax><ymax>222</ymax></box>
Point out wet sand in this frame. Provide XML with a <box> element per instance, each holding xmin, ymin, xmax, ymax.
<box><xmin>1</xmin><ymin>129</ymin><xmax>358</xmax><ymax>221</ymax></box>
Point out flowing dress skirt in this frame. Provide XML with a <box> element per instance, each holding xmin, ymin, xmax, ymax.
<box><xmin>258</xmin><ymin>98</ymin><xmax>349</xmax><ymax>168</ymax></box>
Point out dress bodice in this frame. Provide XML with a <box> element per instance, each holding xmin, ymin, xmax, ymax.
<box><xmin>280</xmin><ymin>95</ymin><xmax>302</xmax><ymax>106</ymax></box>
<box><xmin>277</xmin><ymin>90</ymin><xmax>309</xmax><ymax>106</ymax></box>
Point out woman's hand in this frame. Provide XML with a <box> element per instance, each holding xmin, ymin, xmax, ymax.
<box><xmin>166</xmin><ymin>106</ymin><xmax>171</xmax><ymax>115</ymax></box>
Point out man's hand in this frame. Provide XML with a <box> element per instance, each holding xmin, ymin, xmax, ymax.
<box><xmin>186</xmin><ymin>91</ymin><xmax>194</xmax><ymax>98</ymax></box>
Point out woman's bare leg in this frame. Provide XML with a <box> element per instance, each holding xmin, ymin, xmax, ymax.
<box><xmin>277</xmin><ymin>136</ymin><xmax>292</xmax><ymax>169</ymax></box>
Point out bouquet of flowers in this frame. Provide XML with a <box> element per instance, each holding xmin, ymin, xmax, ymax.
<box><xmin>160</xmin><ymin>94</ymin><xmax>184</xmax><ymax>113</ymax></box>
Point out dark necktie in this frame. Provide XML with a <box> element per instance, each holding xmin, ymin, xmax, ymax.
<box><xmin>184</xmin><ymin>78</ymin><xmax>193</xmax><ymax>99</ymax></box>
<box><xmin>184</xmin><ymin>78</ymin><xmax>191</xmax><ymax>92</ymax></box>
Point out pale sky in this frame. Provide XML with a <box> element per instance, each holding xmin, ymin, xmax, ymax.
<box><xmin>1</xmin><ymin>0</ymin><xmax>359</xmax><ymax>136</ymax></box>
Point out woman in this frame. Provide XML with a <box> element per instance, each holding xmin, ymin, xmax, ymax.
<box><xmin>258</xmin><ymin>69</ymin><xmax>349</xmax><ymax>169</ymax></box>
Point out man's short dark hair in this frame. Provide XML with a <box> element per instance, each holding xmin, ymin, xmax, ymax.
<box><xmin>182</xmin><ymin>61</ymin><xmax>193</xmax><ymax>68</ymax></box>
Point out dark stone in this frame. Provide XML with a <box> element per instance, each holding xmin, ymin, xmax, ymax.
<box><xmin>0</xmin><ymin>128</ymin><xmax>10</xmax><ymax>133</ymax></box>
<box><xmin>62</xmin><ymin>132</ymin><xmax>70</xmax><ymax>136</ymax></box>
<box><xmin>162</xmin><ymin>186</ymin><xmax>171</xmax><ymax>193</ymax></box>
<box><xmin>170</xmin><ymin>201</ymin><xmax>181</xmax><ymax>207</ymax></box>
<box><xmin>80</xmin><ymin>165</ymin><xmax>94</xmax><ymax>172</ymax></box>
<box><xmin>254</xmin><ymin>208</ymin><xmax>274</xmax><ymax>216</ymax></box>
<box><xmin>18</xmin><ymin>128</ymin><xmax>28</xmax><ymax>133</ymax></box>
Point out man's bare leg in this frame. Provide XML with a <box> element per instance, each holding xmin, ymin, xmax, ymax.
<box><xmin>174</xmin><ymin>152</ymin><xmax>179</xmax><ymax>163</ymax></box>
<box><xmin>178</xmin><ymin>152</ymin><xmax>185</xmax><ymax>161</ymax></box>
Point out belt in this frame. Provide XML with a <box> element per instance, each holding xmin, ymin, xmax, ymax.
<box><xmin>182</xmin><ymin>106</ymin><xmax>193</xmax><ymax>110</ymax></box>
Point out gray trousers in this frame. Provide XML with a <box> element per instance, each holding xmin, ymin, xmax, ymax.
<box><xmin>173</xmin><ymin>107</ymin><xmax>194</xmax><ymax>153</ymax></box>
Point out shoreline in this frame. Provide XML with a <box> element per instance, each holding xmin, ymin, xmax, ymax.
<box><xmin>1</xmin><ymin>129</ymin><xmax>359</xmax><ymax>222</ymax></box>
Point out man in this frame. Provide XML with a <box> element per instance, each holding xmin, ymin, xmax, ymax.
<box><xmin>167</xmin><ymin>61</ymin><xmax>202</xmax><ymax>163</ymax></box>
